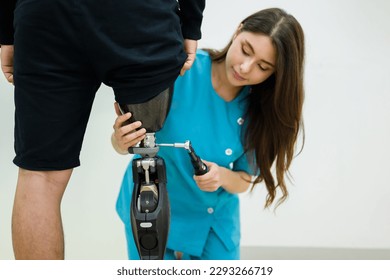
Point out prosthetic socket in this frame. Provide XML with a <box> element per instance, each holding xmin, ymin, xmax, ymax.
<box><xmin>119</xmin><ymin>88</ymin><xmax>172</xmax><ymax>260</ymax></box>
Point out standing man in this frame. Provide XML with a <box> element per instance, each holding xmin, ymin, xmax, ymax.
<box><xmin>0</xmin><ymin>0</ymin><xmax>205</xmax><ymax>259</ymax></box>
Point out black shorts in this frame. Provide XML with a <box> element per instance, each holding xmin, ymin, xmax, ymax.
<box><xmin>12</xmin><ymin>0</ymin><xmax>186</xmax><ymax>170</ymax></box>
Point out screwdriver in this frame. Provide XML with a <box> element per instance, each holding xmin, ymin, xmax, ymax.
<box><xmin>157</xmin><ymin>140</ymin><xmax>208</xmax><ymax>175</ymax></box>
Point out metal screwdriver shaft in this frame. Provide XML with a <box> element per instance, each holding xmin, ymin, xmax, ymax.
<box><xmin>157</xmin><ymin>140</ymin><xmax>208</xmax><ymax>175</ymax></box>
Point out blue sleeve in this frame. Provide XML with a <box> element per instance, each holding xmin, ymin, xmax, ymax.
<box><xmin>116</xmin><ymin>165</ymin><xmax>133</xmax><ymax>226</ymax></box>
<box><xmin>233</xmin><ymin>152</ymin><xmax>259</xmax><ymax>176</ymax></box>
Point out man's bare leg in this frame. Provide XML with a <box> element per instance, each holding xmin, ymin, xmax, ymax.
<box><xmin>12</xmin><ymin>168</ymin><xmax>73</xmax><ymax>259</ymax></box>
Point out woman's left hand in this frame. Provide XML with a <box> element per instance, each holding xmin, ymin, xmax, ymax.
<box><xmin>193</xmin><ymin>160</ymin><xmax>223</xmax><ymax>192</ymax></box>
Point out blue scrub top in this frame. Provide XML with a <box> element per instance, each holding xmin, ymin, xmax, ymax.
<box><xmin>116</xmin><ymin>50</ymin><xmax>255</xmax><ymax>256</ymax></box>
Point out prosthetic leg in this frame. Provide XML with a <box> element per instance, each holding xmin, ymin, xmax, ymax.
<box><xmin>119</xmin><ymin>88</ymin><xmax>172</xmax><ymax>260</ymax></box>
<box><xmin>118</xmin><ymin>88</ymin><xmax>208</xmax><ymax>259</ymax></box>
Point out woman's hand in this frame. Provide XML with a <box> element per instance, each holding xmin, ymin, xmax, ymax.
<box><xmin>111</xmin><ymin>102</ymin><xmax>146</xmax><ymax>154</ymax></box>
<box><xmin>193</xmin><ymin>159</ymin><xmax>252</xmax><ymax>194</ymax></box>
<box><xmin>193</xmin><ymin>160</ymin><xmax>223</xmax><ymax>192</ymax></box>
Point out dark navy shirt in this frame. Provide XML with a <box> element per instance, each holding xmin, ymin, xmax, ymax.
<box><xmin>0</xmin><ymin>0</ymin><xmax>205</xmax><ymax>45</ymax></box>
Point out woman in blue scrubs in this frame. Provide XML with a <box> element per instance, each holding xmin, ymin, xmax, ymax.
<box><xmin>113</xmin><ymin>8</ymin><xmax>305</xmax><ymax>260</ymax></box>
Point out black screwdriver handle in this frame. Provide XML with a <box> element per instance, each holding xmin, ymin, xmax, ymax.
<box><xmin>188</xmin><ymin>146</ymin><xmax>208</xmax><ymax>175</ymax></box>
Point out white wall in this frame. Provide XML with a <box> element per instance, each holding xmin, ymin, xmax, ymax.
<box><xmin>1</xmin><ymin>0</ymin><xmax>389</xmax><ymax>259</ymax></box>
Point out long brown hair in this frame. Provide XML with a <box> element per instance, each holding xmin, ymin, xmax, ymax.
<box><xmin>207</xmin><ymin>8</ymin><xmax>305</xmax><ymax>208</ymax></box>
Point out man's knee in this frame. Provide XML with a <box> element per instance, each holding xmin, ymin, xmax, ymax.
<box><xmin>16</xmin><ymin>168</ymin><xmax>73</xmax><ymax>200</ymax></box>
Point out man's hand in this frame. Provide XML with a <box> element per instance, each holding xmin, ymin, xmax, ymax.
<box><xmin>0</xmin><ymin>45</ymin><xmax>14</xmax><ymax>84</ymax></box>
<box><xmin>180</xmin><ymin>39</ymin><xmax>197</xmax><ymax>76</ymax></box>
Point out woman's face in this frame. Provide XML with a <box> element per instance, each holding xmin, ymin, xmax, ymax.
<box><xmin>225</xmin><ymin>31</ymin><xmax>276</xmax><ymax>87</ymax></box>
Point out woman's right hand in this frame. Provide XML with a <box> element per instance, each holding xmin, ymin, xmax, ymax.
<box><xmin>111</xmin><ymin>102</ymin><xmax>147</xmax><ymax>154</ymax></box>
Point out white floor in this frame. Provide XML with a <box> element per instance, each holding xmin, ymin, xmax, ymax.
<box><xmin>241</xmin><ymin>246</ymin><xmax>390</xmax><ymax>260</ymax></box>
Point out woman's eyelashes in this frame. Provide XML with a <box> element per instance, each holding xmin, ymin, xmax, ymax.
<box><xmin>241</xmin><ymin>45</ymin><xmax>250</xmax><ymax>56</ymax></box>
<box><xmin>241</xmin><ymin>45</ymin><xmax>268</xmax><ymax>72</ymax></box>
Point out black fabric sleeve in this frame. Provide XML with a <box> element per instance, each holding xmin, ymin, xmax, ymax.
<box><xmin>178</xmin><ymin>0</ymin><xmax>205</xmax><ymax>40</ymax></box>
<box><xmin>0</xmin><ymin>0</ymin><xmax>16</xmax><ymax>45</ymax></box>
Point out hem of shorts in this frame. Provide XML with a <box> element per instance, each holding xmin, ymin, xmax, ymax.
<box><xmin>114</xmin><ymin>72</ymin><xmax>179</xmax><ymax>105</ymax></box>
<box><xmin>13</xmin><ymin>158</ymin><xmax>81</xmax><ymax>171</ymax></box>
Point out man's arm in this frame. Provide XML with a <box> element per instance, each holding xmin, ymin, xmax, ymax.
<box><xmin>0</xmin><ymin>0</ymin><xmax>16</xmax><ymax>45</ymax></box>
<box><xmin>177</xmin><ymin>0</ymin><xmax>205</xmax><ymax>75</ymax></box>
<box><xmin>177</xmin><ymin>0</ymin><xmax>205</xmax><ymax>40</ymax></box>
